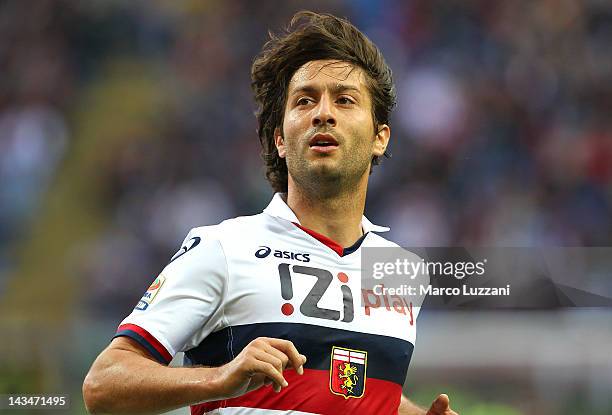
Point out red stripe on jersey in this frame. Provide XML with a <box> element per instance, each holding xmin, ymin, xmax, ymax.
<box><xmin>191</xmin><ymin>368</ymin><xmax>402</xmax><ymax>415</ymax></box>
<box><xmin>293</xmin><ymin>223</ymin><xmax>344</xmax><ymax>256</ymax></box>
<box><xmin>117</xmin><ymin>324</ymin><xmax>172</xmax><ymax>363</ymax></box>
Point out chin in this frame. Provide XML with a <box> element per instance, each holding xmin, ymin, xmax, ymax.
<box><xmin>308</xmin><ymin>160</ymin><xmax>342</xmax><ymax>177</ymax></box>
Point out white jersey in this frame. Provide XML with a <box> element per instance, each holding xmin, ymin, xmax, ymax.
<box><xmin>116</xmin><ymin>193</ymin><xmax>426</xmax><ymax>415</ymax></box>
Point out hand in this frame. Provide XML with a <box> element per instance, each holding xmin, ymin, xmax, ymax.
<box><xmin>426</xmin><ymin>394</ymin><xmax>458</xmax><ymax>415</ymax></box>
<box><xmin>214</xmin><ymin>337</ymin><xmax>307</xmax><ymax>399</ymax></box>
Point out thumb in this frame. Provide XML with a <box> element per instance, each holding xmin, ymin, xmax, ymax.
<box><xmin>427</xmin><ymin>394</ymin><xmax>450</xmax><ymax>414</ymax></box>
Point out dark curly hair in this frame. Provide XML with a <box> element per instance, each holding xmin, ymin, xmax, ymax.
<box><xmin>251</xmin><ymin>11</ymin><xmax>396</xmax><ymax>193</ymax></box>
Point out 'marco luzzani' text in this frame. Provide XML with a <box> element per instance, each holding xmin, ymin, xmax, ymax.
<box><xmin>372</xmin><ymin>284</ymin><xmax>512</xmax><ymax>297</ymax></box>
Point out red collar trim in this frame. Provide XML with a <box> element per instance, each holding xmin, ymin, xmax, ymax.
<box><xmin>292</xmin><ymin>222</ymin><xmax>344</xmax><ymax>256</ymax></box>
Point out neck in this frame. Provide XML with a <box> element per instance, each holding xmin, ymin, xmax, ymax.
<box><xmin>286</xmin><ymin>174</ymin><xmax>368</xmax><ymax>248</ymax></box>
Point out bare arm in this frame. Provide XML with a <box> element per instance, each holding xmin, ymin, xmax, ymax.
<box><xmin>83</xmin><ymin>336</ymin><xmax>306</xmax><ymax>414</ymax></box>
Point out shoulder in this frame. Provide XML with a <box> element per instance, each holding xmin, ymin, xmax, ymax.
<box><xmin>175</xmin><ymin>212</ymin><xmax>276</xmax><ymax>261</ymax></box>
<box><xmin>165</xmin><ymin>213</ymin><xmax>273</xmax><ymax>277</ymax></box>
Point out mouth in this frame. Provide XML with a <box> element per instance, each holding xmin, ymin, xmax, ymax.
<box><xmin>309</xmin><ymin>133</ymin><xmax>339</xmax><ymax>153</ymax></box>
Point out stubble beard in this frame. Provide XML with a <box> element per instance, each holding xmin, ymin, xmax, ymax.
<box><xmin>286</xmin><ymin>143</ymin><xmax>371</xmax><ymax>200</ymax></box>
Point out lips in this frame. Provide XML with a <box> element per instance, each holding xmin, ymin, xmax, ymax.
<box><xmin>309</xmin><ymin>133</ymin><xmax>339</xmax><ymax>153</ymax></box>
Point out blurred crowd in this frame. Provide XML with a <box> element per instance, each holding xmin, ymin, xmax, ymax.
<box><xmin>0</xmin><ymin>0</ymin><xmax>72</xmax><ymax>294</ymax></box>
<box><xmin>0</xmin><ymin>0</ymin><xmax>611</xmax><ymax>318</ymax></box>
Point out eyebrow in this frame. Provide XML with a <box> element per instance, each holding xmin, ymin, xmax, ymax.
<box><xmin>289</xmin><ymin>83</ymin><xmax>363</xmax><ymax>97</ymax></box>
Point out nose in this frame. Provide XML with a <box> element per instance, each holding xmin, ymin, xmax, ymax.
<box><xmin>312</xmin><ymin>95</ymin><xmax>336</xmax><ymax>128</ymax></box>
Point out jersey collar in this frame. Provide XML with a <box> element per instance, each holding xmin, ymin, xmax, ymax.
<box><xmin>263</xmin><ymin>192</ymin><xmax>390</xmax><ymax>233</ymax></box>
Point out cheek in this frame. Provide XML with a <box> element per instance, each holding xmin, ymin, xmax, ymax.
<box><xmin>282</xmin><ymin>113</ymin><xmax>312</xmax><ymax>147</ymax></box>
<box><xmin>284</xmin><ymin>111</ymin><xmax>307</xmax><ymax>131</ymax></box>
<box><xmin>349</xmin><ymin>118</ymin><xmax>375</xmax><ymax>150</ymax></box>
<box><xmin>281</xmin><ymin>114</ymin><xmax>295</xmax><ymax>139</ymax></box>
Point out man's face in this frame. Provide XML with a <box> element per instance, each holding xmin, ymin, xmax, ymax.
<box><xmin>275</xmin><ymin>60</ymin><xmax>389</xmax><ymax>192</ymax></box>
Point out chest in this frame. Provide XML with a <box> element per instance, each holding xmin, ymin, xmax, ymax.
<box><xmin>224</xmin><ymin>239</ymin><xmax>415</xmax><ymax>331</ymax></box>
<box><xmin>201</xmin><ymin>239</ymin><xmax>414</xmax><ymax>376</ymax></box>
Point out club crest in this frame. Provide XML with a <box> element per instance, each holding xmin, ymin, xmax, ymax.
<box><xmin>329</xmin><ymin>346</ymin><xmax>367</xmax><ymax>399</ymax></box>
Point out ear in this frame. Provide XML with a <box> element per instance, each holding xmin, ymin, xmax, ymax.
<box><xmin>274</xmin><ymin>127</ymin><xmax>286</xmax><ymax>158</ymax></box>
<box><xmin>372</xmin><ymin>124</ymin><xmax>390</xmax><ymax>157</ymax></box>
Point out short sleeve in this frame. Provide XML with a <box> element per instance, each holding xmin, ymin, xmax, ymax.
<box><xmin>114</xmin><ymin>228</ymin><xmax>228</xmax><ymax>364</ymax></box>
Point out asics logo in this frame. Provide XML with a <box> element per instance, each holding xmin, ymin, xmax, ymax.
<box><xmin>255</xmin><ymin>245</ymin><xmax>310</xmax><ymax>263</ymax></box>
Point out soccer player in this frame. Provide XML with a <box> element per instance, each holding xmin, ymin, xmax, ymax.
<box><xmin>83</xmin><ymin>11</ymin><xmax>458</xmax><ymax>415</ymax></box>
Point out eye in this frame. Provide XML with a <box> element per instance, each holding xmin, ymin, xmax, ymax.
<box><xmin>296</xmin><ymin>97</ymin><xmax>313</xmax><ymax>106</ymax></box>
<box><xmin>337</xmin><ymin>96</ymin><xmax>355</xmax><ymax>105</ymax></box>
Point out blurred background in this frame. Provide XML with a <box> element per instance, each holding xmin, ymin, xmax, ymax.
<box><xmin>0</xmin><ymin>0</ymin><xmax>611</xmax><ymax>414</ymax></box>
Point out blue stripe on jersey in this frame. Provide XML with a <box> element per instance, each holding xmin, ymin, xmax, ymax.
<box><xmin>184</xmin><ymin>322</ymin><xmax>413</xmax><ymax>385</ymax></box>
<box><xmin>114</xmin><ymin>329</ymin><xmax>170</xmax><ymax>365</ymax></box>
